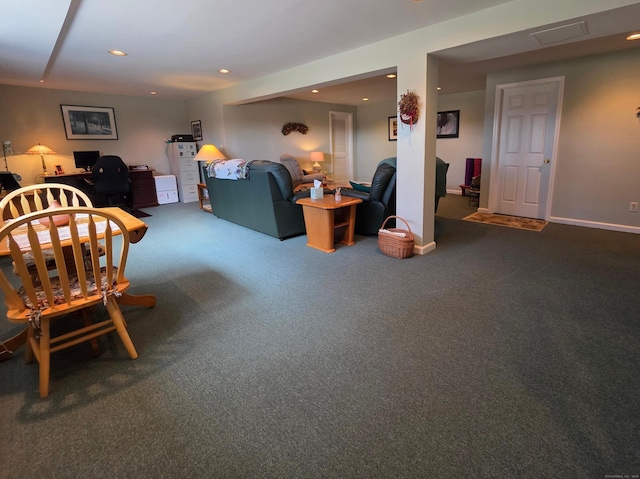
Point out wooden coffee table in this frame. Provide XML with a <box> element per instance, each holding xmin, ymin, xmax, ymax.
<box><xmin>296</xmin><ymin>195</ymin><xmax>362</xmax><ymax>253</ymax></box>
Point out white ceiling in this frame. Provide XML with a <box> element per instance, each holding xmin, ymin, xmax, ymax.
<box><xmin>1</xmin><ymin>1</ymin><xmax>639</xmax><ymax>105</ymax></box>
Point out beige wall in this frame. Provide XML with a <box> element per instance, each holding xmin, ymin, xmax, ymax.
<box><xmin>355</xmin><ymin>100</ymin><xmax>398</xmax><ymax>182</ymax></box>
<box><xmin>0</xmin><ymin>85</ymin><xmax>187</xmax><ymax>184</ymax></box>
<box><xmin>196</xmin><ymin>97</ymin><xmax>356</xmax><ymax>173</ymax></box>
<box><xmin>436</xmin><ymin>90</ymin><xmax>486</xmax><ymax>193</ymax></box>
<box><xmin>484</xmin><ymin>48</ymin><xmax>640</xmax><ymax>231</ymax></box>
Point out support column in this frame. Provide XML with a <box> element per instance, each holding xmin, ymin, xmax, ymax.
<box><xmin>396</xmin><ymin>54</ymin><xmax>438</xmax><ymax>254</ymax></box>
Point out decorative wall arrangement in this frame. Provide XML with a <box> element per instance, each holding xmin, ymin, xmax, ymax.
<box><xmin>398</xmin><ymin>90</ymin><xmax>419</xmax><ymax>130</ymax></box>
<box><xmin>281</xmin><ymin>122</ymin><xmax>308</xmax><ymax>135</ymax></box>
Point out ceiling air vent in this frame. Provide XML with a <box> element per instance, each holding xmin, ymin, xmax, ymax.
<box><xmin>530</xmin><ymin>21</ymin><xmax>589</xmax><ymax>45</ymax></box>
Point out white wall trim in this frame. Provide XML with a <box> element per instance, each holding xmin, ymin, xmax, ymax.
<box><xmin>549</xmin><ymin>216</ymin><xmax>640</xmax><ymax>234</ymax></box>
<box><xmin>415</xmin><ymin>241</ymin><xmax>437</xmax><ymax>255</ymax></box>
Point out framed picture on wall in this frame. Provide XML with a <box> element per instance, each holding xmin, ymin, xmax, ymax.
<box><xmin>191</xmin><ymin>120</ymin><xmax>203</xmax><ymax>141</ymax></box>
<box><xmin>60</xmin><ymin>105</ymin><xmax>118</xmax><ymax>140</ymax></box>
<box><xmin>388</xmin><ymin>116</ymin><xmax>398</xmax><ymax>141</ymax></box>
<box><xmin>436</xmin><ymin>110</ymin><xmax>460</xmax><ymax>138</ymax></box>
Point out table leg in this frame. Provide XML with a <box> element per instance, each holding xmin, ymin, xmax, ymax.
<box><xmin>302</xmin><ymin>206</ymin><xmax>336</xmax><ymax>253</ymax></box>
<box><xmin>339</xmin><ymin>204</ymin><xmax>357</xmax><ymax>246</ymax></box>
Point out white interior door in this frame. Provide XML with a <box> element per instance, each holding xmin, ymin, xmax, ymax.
<box><xmin>493</xmin><ymin>78</ymin><xmax>563</xmax><ymax>219</ymax></box>
<box><xmin>329</xmin><ymin>111</ymin><xmax>353</xmax><ymax>181</ymax></box>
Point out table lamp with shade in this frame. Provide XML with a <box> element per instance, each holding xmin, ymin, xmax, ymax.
<box><xmin>194</xmin><ymin>144</ymin><xmax>226</xmax><ymax>182</ymax></box>
<box><xmin>310</xmin><ymin>151</ymin><xmax>324</xmax><ymax>172</ymax></box>
<box><xmin>26</xmin><ymin>143</ymin><xmax>56</xmax><ymax>174</ymax></box>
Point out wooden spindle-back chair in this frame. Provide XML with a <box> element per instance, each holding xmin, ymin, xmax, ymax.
<box><xmin>0</xmin><ymin>207</ymin><xmax>138</xmax><ymax>397</ymax></box>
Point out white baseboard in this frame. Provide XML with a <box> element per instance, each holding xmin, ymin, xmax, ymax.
<box><xmin>415</xmin><ymin>241</ymin><xmax>437</xmax><ymax>255</ymax></box>
<box><xmin>548</xmin><ymin>216</ymin><xmax>640</xmax><ymax>234</ymax></box>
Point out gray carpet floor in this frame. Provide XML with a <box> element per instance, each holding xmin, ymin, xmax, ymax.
<box><xmin>0</xmin><ymin>195</ymin><xmax>638</xmax><ymax>478</ymax></box>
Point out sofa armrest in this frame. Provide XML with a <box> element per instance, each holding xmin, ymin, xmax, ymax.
<box><xmin>301</xmin><ymin>173</ymin><xmax>324</xmax><ymax>183</ymax></box>
<box><xmin>341</xmin><ymin>188</ymin><xmax>371</xmax><ymax>202</ymax></box>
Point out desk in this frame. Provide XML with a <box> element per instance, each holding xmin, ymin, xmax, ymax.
<box><xmin>296</xmin><ymin>195</ymin><xmax>362</xmax><ymax>253</ymax></box>
<box><xmin>0</xmin><ymin>207</ymin><xmax>155</xmax><ymax>359</ymax></box>
<box><xmin>45</xmin><ymin>170</ymin><xmax>159</xmax><ymax>209</ymax></box>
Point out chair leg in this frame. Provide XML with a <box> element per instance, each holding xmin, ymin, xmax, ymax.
<box><xmin>24</xmin><ymin>326</ymin><xmax>35</xmax><ymax>364</ymax></box>
<box><xmin>39</xmin><ymin>318</ymin><xmax>51</xmax><ymax>398</ymax></box>
<box><xmin>82</xmin><ymin>309</ymin><xmax>101</xmax><ymax>357</ymax></box>
<box><xmin>105</xmin><ymin>298</ymin><xmax>138</xmax><ymax>360</ymax></box>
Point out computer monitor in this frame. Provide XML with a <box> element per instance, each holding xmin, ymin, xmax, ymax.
<box><xmin>0</xmin><ymin>172</ymin><xmax>21</xmax><ymax>192</ymax></box>
<box><xmin>73</xmin><ymin>150</ymin><xmax>100</xmax><ymax>172</ymax></box>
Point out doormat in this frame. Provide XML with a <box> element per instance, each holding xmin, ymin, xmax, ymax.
<box><xmin>463</xmin><ymin>212</ymin><xmax>547</xmax><ymax>232</ymax></box>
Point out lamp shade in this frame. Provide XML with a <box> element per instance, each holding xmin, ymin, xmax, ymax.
<box><xmin>26</xmin><ymin>144</ymin><xmax>56</xmax><ymax>156</ymax></box>
<box><xmin>26</xmin><ymin>143</ymin><xmax>56</xmax><ymax>173</ymax></box>
<box><xmin>310</xmin><ymin>151</ymin><xmax>324</xmax><ymax>164</ymax></box>
<box><xmin>194</xmin><ymin>144</ymin><xmax>226</xmax><ymax>162</ymax></box>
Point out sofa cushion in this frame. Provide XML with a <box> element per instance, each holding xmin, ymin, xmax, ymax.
<box><xmin>248</xmin><ymin>160</ymin><xmax>295</xmax><ymax>201</ymax></box>
<box><xmin>279</xmin><ymin>154</ymin><xmax>303</xmax><ymax>184</ymax></box>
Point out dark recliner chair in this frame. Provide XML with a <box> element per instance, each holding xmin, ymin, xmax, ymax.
<box><xmin>342</xmin><ymin>156</ymin><xmax>450</xmax><ymax>235</ymax></box>
<box><xmin>89</xmin><ymin>155</ymin><xmax>131</xmax><ymax>208</ymax></box>
<box><xmin>342</xmin><ymin>158</ymin><xmax>397</xmax><ymax>235</ymax></box>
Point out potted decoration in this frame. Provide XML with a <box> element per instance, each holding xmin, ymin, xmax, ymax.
<box><xmin>398</xmin><ymin>90</ymin><xmax>419</xmax><ymax>130</ymax></box>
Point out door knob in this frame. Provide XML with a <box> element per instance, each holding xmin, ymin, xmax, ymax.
<box><xmin>543</xmin><ymin>158</ymin><xmax>550</xmax><ymax>164</ymax></box>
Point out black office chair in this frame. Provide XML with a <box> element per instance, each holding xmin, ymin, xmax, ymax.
<box><xmin>89</xmin><ymin>155</ymin><xmax>131</xmax><ymax>208</ymax></box>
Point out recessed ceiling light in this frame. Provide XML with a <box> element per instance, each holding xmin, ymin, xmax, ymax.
<box><xmin>437</xmin><ymin>86</ymin><xmax>442</xmax><ymax>91</ymax></box>
<box><xmin>150</xmin><ymin>91</ymin><xmax>157</xmax><ymax>95</ymax></box>
<box><xmin>627</xmin><ymin>33</ymin><xmax>640</xmax><ymax>41</ymax></box>
<box><xmin>311</xmin><ymin>89</ymin><xmax>319</xmax><ymax>93</ymax></box>
<box><xmin>362</xmin><ymin>97</ymin><xmax>369</xmax><ymax>101</ymax></box>
<box><xmin>108</xmin><ymin>50</ymin><xmax>127</xmax><ymax>56</ymax></box>
<box><xmin>386</xmin><ymin>74</ymin><xmax>397</xmax><ymax>79</ymax></box>
<box><xmin>218</xmin><ymin>69</ymin><xmax>231</xmax><ymax>74</ymax></box>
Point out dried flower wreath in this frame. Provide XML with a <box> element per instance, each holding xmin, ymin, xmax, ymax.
<box><xmin>398</xmin><ymin>90</ymin><xmax>419</xmax><ymax>130</ymax></box>
<box><xmin>281</xmin><ymin>122</ymin><xmax>309</xmax><ymax>135</ymax></box>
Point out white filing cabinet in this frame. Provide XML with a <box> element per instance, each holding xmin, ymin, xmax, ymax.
<box><xmin>168</xmin><ymin>142</ymin><xmax>199</xmax><ymax>203</ymax></box>
<box><xmin>154</xmin><ymin>174</ymin><xmax>178</xmax><ymax>204</ymax></box>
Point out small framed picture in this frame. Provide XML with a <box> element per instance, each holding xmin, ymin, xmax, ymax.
<box><xmin>191</xmin><ymin>120</ymin><xmax>203</xmax><ymax>141</ymax></box>
<box><xmin>437</xmin><ymin>110</ymin><xmax>460</xmax><ymax>139</ymax></box>
<box><xmin>388</xmin><ymin>116</ymin><xmax>398</xmax><ymax>141</ymax></box>
<box><xmin>55</xmin><ymin>165</ymin><xmax>65</xmax><ymax>175</ymax></box>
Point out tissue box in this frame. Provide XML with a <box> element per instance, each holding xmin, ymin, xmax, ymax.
<box><xmin>310</xmin><ymin>187</ymin><xmax>324</xmax><ymax>199</ymax></box>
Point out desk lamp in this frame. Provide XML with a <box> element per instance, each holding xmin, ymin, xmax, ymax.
<box><xmin>26</xmin><ymin>143</ymin><xmax>56</xmax><ymax>174</ymax></box>
<box><xmin>310</xmin><ymin>151</ymin><xmax>324</xmax><ymax>173</ymax></box>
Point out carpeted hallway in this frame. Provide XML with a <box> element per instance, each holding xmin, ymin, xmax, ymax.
<box><xmin>1</xmin><ymin>195</ymin><xmax>638</xmax><ymax>478</ymax></box>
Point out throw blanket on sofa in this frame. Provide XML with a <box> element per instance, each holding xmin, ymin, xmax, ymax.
<box><xmin>206</xmin><ymin>159</ymin><xmax>252</xmax><ymax>180</ymax></box>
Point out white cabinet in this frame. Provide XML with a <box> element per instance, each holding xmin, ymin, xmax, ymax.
<box><xmin>155</xmin><ymin>174</ymin><xmax>178</xmax><ymax>204</ymax></box>
<box><xmin>168</xmin><ymin>142</ymin><xmax>199</xmax><ymax>203</ymax></box>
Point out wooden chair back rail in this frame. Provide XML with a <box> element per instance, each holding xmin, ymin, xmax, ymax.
<box><xmin>0</xmin><ymin>183</ymin><xmax>93</xmax><ymax>220</ymax></box>
<box><xmin>0</xmin><ymin>207</ymin><xmax>137</xmax><ymax>397</ymax></box>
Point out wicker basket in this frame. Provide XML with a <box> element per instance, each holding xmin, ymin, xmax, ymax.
<box><xmin>378</xmin><ymin>216</ymin><xmax>414</xmax><ymax>259</ymax></box>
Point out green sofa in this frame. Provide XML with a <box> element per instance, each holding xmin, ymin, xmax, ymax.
<box><xmin>204</xmin><ymin>160</ymin><xmax>312</xmax><ymax>240</ymax></box>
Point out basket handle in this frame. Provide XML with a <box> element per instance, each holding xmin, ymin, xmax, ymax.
<box><xmin>380</xmin><ymin>215</ymin><xmax>412</xmax><ymax>235</ymax></box>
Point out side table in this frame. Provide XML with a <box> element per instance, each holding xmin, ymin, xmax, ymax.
<box><xmin>296</xmin><ymin>195</ymin><xmax>362</xmax><ymax>253</ymax></box>
<box><xmin>197</xmin><ymin>183</ymin><xmax>212</xmax><ymax>213</ymax></box>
